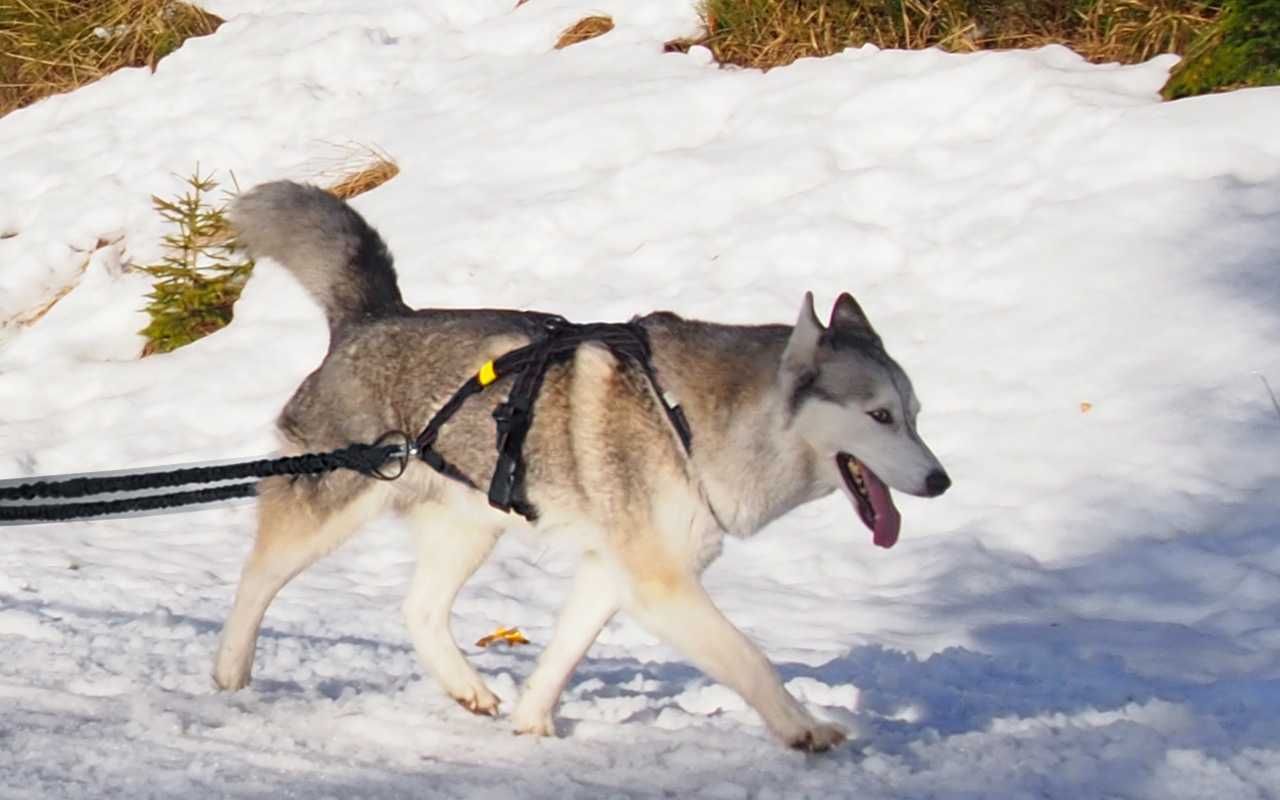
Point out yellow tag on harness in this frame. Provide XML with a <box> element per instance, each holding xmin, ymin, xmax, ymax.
<box><xmin>475</xmin><ymin>626</ymin><xmax>530</xmax><ymax>648</ymax></box>
<box><xmin>478</xmin><ymin>360</ymin><xmax>498</xmax><ymax>386</ymax></box>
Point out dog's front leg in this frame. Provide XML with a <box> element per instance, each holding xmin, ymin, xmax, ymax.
<box><xmin>512</xmin><ymin>551</ymin><xmax>619</xmax><ymax>736</ymax></box>
<box><xmin>624</xmin><ymin>572</ymin><xmax>846</xmax><ymax>752</ymax></box>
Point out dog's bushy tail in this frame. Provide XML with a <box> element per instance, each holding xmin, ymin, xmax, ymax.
<box><xmin>230</xmin><ymin>181</ymin><xmax>407</xmax><ymax>334</ymax></box>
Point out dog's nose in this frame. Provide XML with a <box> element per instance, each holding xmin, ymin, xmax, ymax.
<box><xmin>924</xmin><ymin>470</ymin><xmax>951</xmax><ymax>497</ymax></box>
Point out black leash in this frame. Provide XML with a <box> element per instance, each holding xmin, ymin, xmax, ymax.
<box><xmin>0</xmin><ymin>437</ymin><xmax>410</xmax><ymax>524</ymax></box>
<box><xmin>0</xmin><ymin>317</ymin><xmax>690</xmax><ymax>526</ymax></box>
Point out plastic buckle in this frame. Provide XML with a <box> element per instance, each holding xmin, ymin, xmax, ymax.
<box><xmin>488</xmin><ymin>454</ymin><xmax>518</xmax><ymax>511</ymax></box>
<box><xmin>492</xmin><ymin>399</ymin><xmax>529</xmax><ymax>449</ymax></box>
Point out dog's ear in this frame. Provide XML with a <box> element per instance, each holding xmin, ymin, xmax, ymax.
<box><xmin>828</xmin><ymin>292</ymin><xmax>880</xmax><ymax>343</ymax></box>
<box><xmin>781</xmin><ymin>291</ymin><xmax>823</xmax><ymax>373</ymax></box>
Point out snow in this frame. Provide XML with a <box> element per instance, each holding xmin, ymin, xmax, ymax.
<box><xmin>2</xmin><ymin>0</ymin><xmax>1279</xmax><ymax>796</ymax></box>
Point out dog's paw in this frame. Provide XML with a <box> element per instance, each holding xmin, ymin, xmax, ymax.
<box><xmin>785</xmin><ymin>722</ymin><xmax>847</xmax><ymax>753</ymax></box>
<box><xmin>213</xmin><ymin>675</ymin><xmax>249</xmax><ymax>692</ymax></box>
<box><xmin>511</xmin><ymin>706</ymin><xmax>557</xmax><ymax>738</ymax></box>
<box><xmin>211</xmin><ymin>664</ymin><xmax>251</xmax><ymax>692</ymax></box>
<box><xmin>212</xmin><ymin>642</ymin><xmax>256</xmax><ymax>691</ymax></box>
<box><xmin>452</xmin><ymin>685</ymin><xmax>500</xmax><ymax>717</ymax></box>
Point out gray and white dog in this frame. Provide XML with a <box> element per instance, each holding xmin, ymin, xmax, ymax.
<box><xmin>214</xmin><ymin>181</ymin><xmax>950</xmax><ymax>751</ymax></box>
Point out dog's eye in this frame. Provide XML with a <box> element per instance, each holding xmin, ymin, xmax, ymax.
<box><xmin>868</xmin><ymin>409</ymin><xmax>893</xmax><ymax>425</ymax></box>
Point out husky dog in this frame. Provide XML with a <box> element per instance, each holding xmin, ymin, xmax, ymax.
<box><xmin>214</xmin><ymin>181</ymin><xmax>950</xmax><ymax>751</ymax></box>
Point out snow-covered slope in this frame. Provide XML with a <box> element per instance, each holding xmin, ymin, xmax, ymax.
<box><xmin>2</xmin><ymin>1</ymin><xmax>1279</xmax><ymax>796</ymax></box>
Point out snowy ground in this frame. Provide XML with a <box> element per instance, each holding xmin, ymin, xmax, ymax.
<box><xmin>2</xmin><ymin>0</ymin><xmax>1280</xmax><ymax>797</ymax></box>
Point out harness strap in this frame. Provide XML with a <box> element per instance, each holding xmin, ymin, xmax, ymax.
<box><xmin>414</xmin><ymin>317</ymin><xmax>692</xmax><ymax>521</ymax></box>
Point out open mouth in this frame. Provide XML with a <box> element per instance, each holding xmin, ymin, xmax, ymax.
<box><xmin>836</xmin><ymin>452</ymin><xmax>902</xmax><ymax>549</ymax></box>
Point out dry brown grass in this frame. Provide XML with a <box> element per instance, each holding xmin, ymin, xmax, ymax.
<box><xmin>0</xmin><ymin>0</ymin><xmax>223</xmax><ymax>117</ymax></box>
<box><xmin>555</xmin><ymin>15</ymin><xmax>615</xmax><ymax>49</ymax></box>
<box><xmin>1080</xmin><ymin>0</ymin><xmax>1219</xmax><ymax>62</ymax></box>
<box><xmin>320</xmin><ymin>146</ymin><xmax>401</xmax><ymax>200</ymax></box>
<box><xmin>666</xmin><ymin>0</ymin><xmax>1221</xmax><ymax>70</ymax></box>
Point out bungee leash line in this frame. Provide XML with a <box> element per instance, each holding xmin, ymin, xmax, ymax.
<box><xmin>0</xmin><ymin>436</ymin><xmax>411</xmax><ymax>525</ymax></box>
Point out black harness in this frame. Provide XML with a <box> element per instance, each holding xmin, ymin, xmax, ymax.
<box><xmin>411</xmin><ymin>316</ymin><xmax>692</xmax><ymax>521</ymax></box>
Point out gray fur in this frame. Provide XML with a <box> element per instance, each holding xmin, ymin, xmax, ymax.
<box><xmin>214</xmin><ymin>181</ymin><xmax>950</xmax><ymax>751</ymax></box>
<box><xmin>230</xmin><ymin>182</ymin><xmax>407</xmax><ymax>336</ymax></box>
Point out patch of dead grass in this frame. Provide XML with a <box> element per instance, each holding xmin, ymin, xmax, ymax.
<box><xmin>665</xmin><ymin>0</ymin><xmax>1221</xmax><ymax>69</ymax></box>
<box><xmin>1081</xmin><ymin>0</ymin><xmax>1220</xmax><ymax>63</ymax></box>
<box><xmin>314</xmin><ymin>144</ymin><xmax>401</xmax><ymax>200</ymax></box>
<box><xmin>555</xmin><ymin>15</ymin><xmax>615</xmax><ymax>49</ymax></box>
<box><xmin>0</xmin><ymin>0</ymin><xmax>223</xmax><ymax>117</ymax></box>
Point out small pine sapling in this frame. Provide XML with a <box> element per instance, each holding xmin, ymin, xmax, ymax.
<box><xmin>137</xmin><ymin>168</ymin><xmax>253</xmax><ymax>355</ymax></box>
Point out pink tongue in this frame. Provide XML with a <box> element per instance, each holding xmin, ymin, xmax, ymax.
<box><xmin>862</xmin><ymin>464</ymin><xmax>902</xmax><ymax>548</ymax></box>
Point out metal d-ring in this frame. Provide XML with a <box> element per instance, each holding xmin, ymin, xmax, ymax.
<box><xmin>369</xmin><ymin>430</ymin><xmax>415</xmax><ymax>480</ymax></box>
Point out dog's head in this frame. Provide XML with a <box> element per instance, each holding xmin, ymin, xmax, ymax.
<box><xmin>781</xmin><ymin>292</ymin><xmax>949</xmax><ymax>548</ymax></box>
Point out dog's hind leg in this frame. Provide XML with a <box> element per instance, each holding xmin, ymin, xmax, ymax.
<box><xmin>213</xmin><ymin>478</ymin><xmax>386</xmax><ymax>691</ymax></box>
<box><xmin>511</xmin><ymin>551</ymin><xmax>619</xmax><ymax>736</ymax></box>
<box><xmin>400</xmin><ymin>503</ymin><xmax>502</xmax><ymax>716</ymax></box>
<box><xmin>621</xmin><ymin>559</ymin><xmax>846</xmax><ymax>752</ymax></box>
